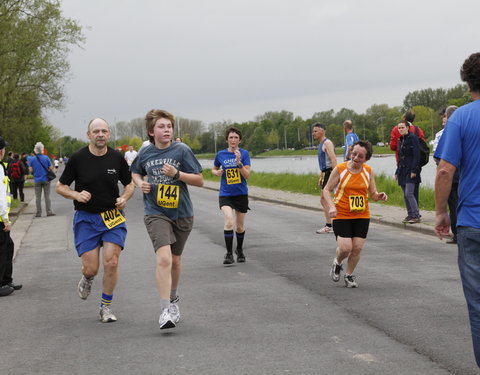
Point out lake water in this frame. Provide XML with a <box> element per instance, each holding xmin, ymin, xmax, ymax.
<box><xmin>200</xmin><ymin>155</ymin><xmax>438</xmax><ymax>187</ymax></box>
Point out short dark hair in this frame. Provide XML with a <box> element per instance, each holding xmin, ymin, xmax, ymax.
<box><xmin>225</xmin><ymin>126</ymin><xmax>242</xmax><ymax>140</ymax></box>
<box><xmin>404</xmin><ymin>111</ymin><xmax>415</xmax><ymax>123</ymax></box>
<box><xmin>352</xmin><ymin>140</ymin><xmax>373</xmax><ymax>161</ymax></box>
<box><xmin>312</xmin><ymin>123</ymin><xmax>326</xmax><ymax>130</ymax></box>
<box><xmin>461</xmin><ymin>52</ymin><xmax>480</xmax><ymax>93</ymax></box>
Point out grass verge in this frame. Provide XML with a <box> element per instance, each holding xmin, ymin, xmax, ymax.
<box><xmin>203</xmin><ymin>170</ymin><xmax>435</xmax><ymax>211</ymax></box>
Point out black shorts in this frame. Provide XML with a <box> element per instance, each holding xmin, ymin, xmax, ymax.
<box><xmin>219</xmin><ymin>195</ymin><xmax>250</xmax><ymax>213</ymax></box>
<box><xmin>332</xmin><ymin>218</ymin><xmax>370</xmax><ymax>239</ymax></box>
<box><xmin>321</xmin><ymin>168</ymin><xmax>332</xmax><ymax>189</ymax></box>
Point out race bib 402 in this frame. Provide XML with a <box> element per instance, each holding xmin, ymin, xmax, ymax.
<box><xmin>100</xmin><ymin>208</ymin><xmax>126</xmax><ymax>229</ymax></box>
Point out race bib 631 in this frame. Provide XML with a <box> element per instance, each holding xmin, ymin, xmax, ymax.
<box><xmin>226</xmin><ymin>168</ymin><xmax>241</xmax><ymax>185</ymax></box>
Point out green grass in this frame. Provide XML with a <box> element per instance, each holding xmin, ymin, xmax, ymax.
<box><xmin>11</xmin><ymin>199</ymin><xmax>20</xmax><ymax>209</ymax></box>
<box><xmin>203</xmin><ymin>170</ymin><xmax>435</xmax><ymax>211</ymax></box>
<box><xmin>195</xmin><ymin>153</ymin><xmax>216</xmax><ymax>159</ymax></box>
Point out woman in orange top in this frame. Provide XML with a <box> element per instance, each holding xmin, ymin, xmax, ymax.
<box><xmin>322</xmin><ymin>141</ymin><xmax>388</xmax><ymax>288</ymax></box>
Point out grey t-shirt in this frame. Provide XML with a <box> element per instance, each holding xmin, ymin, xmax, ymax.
<box><xmin>130</xmin><ymin>142</ymin><xmax>203</xmax><ymax>220</ymax></box>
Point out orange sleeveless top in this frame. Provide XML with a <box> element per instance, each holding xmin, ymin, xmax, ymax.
<box><xmin>333</xmin><ymin>162</ymin><xmax>371</xmax><ymax>219</ymax></box>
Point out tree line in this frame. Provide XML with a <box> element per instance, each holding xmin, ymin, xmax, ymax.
<box><xmin>114</xmin><ymin>83</ymin><xmax>471</xmax><ymax>156</ymax></box>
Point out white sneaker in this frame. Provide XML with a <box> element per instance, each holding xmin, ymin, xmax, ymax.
<box><xmin>99</xmin><ymin>305</ymin><xmax>117</xmax><ymax>323</ymax></box>
<box><xmin>344</xmin><ymin>274</ymin><xmax>358</xmax><ymax>288</ymax></box>
<box><xmin>159</xmin><ymin>308</ymin><xmax>176</xmax><ymax>330</ymax></box>
<box><xmin>169</xmin><ymin>296</ymin><xmax>180</xmax><ymax>324</ymax></box>
<box><xmin>330</xmin><ymin>259</ymin><xmax>343</xmax><ymax>282</ymax></box>
<box><xmin>316</xmin><ymin>225</ymin><xmax>333</xmax><ymax>234</ymax></box>
<box><xmin>77</xmin><ymin>275</ymin><xmax>93</xmax><ymax>300</ymax></box>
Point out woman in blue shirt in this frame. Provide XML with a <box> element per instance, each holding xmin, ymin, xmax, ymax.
<box><xmin>212</xmin><ymin>127</ymin><xmax>251</xmax><ymax>265</ymax></box>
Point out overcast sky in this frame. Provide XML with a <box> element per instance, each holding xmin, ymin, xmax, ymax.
<box><xmin>47</xmin><ymin>0</ymin><xmax>480</xmax><ymax>140</ymax></box>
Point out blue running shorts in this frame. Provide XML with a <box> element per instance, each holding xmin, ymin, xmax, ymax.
<box><xmin>73</xmin><ymin>210</ymin><xmax>127</xmax><ymax>257</ymax></box>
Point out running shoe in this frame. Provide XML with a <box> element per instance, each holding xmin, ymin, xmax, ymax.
<box><xmin>407</xmin><ymin>217</ymin><xmax>421</xmax><ymax>224</ymax></box>
<box><xmin>77</xmin><ymin>275</ymin><xmax>93</xmax><ymax>300</ymax></box>
<box><xmin>159</xmin><ymin>308</ymin><xmax>176</xmax><ymax>330</ymax></box>
<box><xmin>99</xmin><ymin>305</ymin><xmax>117</xmax><ymax>323</ymax></box>
<box><xmin>344</xmin><ymin>274</ymin><xmax>358</xmax><ymax>288</ymax></box>
<box><xmin>235</xmin><ymin>248</ymin><xmax>246</xmax><ymax>263</ymax></box>
<box><xmin>223</xmin><ymin>252</ymin><xmax>234</xmax><ymax>265</ymax></box>
<box><xmin>169</xmin><ymin>296</ymin><xmax>180</xmax><ymax>323</ymax></box>
<box><xmin>402</xmin><ymin>216</ymin><xmax>412</xmax><ymax>223</ymax></box>
<box><xmin>316</xmin><ymin>226</ymin><xmax>333</xmax><ymax>234</ymax></box>
<box><xmin>330</xmin><ymin>259</ymin><xmax>343</xmax><ymax>282</ymax></box>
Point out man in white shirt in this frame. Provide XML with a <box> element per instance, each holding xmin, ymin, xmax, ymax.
<box><xmin>124</xmin><ymin>145</ymin><xmax>138</xmax><ymax>167</ymax></box>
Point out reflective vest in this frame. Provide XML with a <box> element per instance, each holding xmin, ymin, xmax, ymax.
<box><xmin>0</xmin><ymin>162</ymin><xmax>11</xmax><ymax>222</ymax></box>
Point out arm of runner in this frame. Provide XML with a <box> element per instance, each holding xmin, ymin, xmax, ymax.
<box><xmin>368</xmin><ymin>171</ymin><xmax>388</xmax><ymax>202</ymax></box>
<box><xmin>325</xmin><ymin>140</ymin><xmax>337</xmax><ymax>168</ymax></box>
<box><xmin>322</xmin><ymin>167</ymin><xmax>340</xmax><ymax>218</ymax></box>
<box><xmin>212</xmin><ymin>165</ymin><xmax>223</xmax><ymax>177</ymax></box>
<box><xmin>55</xmin><ymin>181</ymin><xmax>91</xmax><ymax>203</ymax></box>
<box><xmin>238</xmin><ymin>164</ymin><xmax>250</xmax><ymax>179</ymax></box>
<box><xmin>162</xmin><ymin>163</ymin><xmax>204</xmax><ymax>187</ymax></box>
<box><xmin>435</xmin><ymin>159</ymin><xmax>456</xmax><ymax>240</ymax></box>
<box><xmin>116</xmin><ymin>181</ymin><xmax>135</xmax><ymax>210</ymax></box>
<box><xmin>131</xmin><ymin>172</ymin><xmax>151</xmax><ymax>194</ymax></box>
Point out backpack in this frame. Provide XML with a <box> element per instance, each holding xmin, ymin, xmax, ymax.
<box><xmin>10</xmin><ymin>161</ymin><xmax>22</xmax><ymax>180</ymax></box>
<box><xmin>414</xmin><ymin>126</ymin><xmax>430</xmax><ymax>167</ymax></box>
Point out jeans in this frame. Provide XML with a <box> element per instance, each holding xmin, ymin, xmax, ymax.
<box><xmin>457</xmin><ymin>226</ymin><xmax>480</xmax><ymax>367</ymax></box>
<box><xmin>34</xmin><ymin>181</ymin><xmax>53</xmax><ymax>216</ymax></box>
<box><xmin>401</xmin><ymin>183</ymin><xmax>419</xmax><ymax>218</ymax></box>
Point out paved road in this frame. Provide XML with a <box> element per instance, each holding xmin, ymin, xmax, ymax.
<box><xmin>0</xmin><ymin>185</ymin><xmax>475</xmax><ymax>374</ymax></box>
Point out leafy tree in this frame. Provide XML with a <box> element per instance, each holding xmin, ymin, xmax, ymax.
<box><xmin>0</xmin><ymin>0</ymin><xmax>84</xmax><ymax>152</ymax></box>
<box><xmin>266</xmin><ymin>129</ymin><xmax>280</xmax><ymax>149</ymax></box>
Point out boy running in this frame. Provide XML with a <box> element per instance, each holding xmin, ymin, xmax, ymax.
<box><xmin>131</xmin><ymin>109</ymin><xmax>203</xmax><ymax>330</ymax></box>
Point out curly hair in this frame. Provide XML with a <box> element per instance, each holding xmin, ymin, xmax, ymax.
<box><xmin>144</xmin><ymin>109</ymin><xmax>175</xmax><ymax>143</ymax></box>
<box><xmin>352</xmin><ymin>140</ymin><xmax>373</xmax><ymax>161</ymax></box>
<box><xmin>460</xmin><ymin>52</ymin><xmax>480</xmax><ymax>93</ymax></box>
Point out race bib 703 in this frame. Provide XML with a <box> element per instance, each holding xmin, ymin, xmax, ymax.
<box><xmin>349</xmin><ymin>195</ymin><xmax>366</xmax><ymax>212</ymax></box>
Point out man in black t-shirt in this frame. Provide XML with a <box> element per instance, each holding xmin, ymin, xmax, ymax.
<box><xmin>56</xmin><ymin>118</ymin><xmax>134</xmax><ymax>323</ymax></box>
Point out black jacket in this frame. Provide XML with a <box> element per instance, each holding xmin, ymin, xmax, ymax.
<box><xmin>396</xmin><ymin>132</ymin><xmax>421</xmax><ymax>185</ymax></box>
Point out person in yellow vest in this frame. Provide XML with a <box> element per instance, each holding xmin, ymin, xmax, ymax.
<box><xmin>322</xmin><ymin>140</ymin><xmax>388</xmax><ymax>288</ymax></box>
<box><xmin>0</xmin><ymin>136</ymin><xmax>22</xmax><ymax>297</ymax></box>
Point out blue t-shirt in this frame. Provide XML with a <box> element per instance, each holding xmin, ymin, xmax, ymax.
<box><xmin>344</xmin><ymin>132</ymin><xmax>359</xmax><ymax>160</ymax></box>
<box><xmin>434</xmin><ymin>99</ymin><xmax>480</xmax><ymax>228</ymax></box>
<box><xmin>130</xmin><ymin>142</ymin><xmax>203</xmax><ymax>220</ymax></box>
<box><xmin>214</xmin><ymin>148</ymin><xmax>251</xmax><ymax>197</ymax></box>
<box><xmin>29</xmin><ymin>154</ymin><xmax>52</xmax><ymax>182</ymax></box>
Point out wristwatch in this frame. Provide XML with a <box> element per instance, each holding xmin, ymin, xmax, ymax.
<box><xmin>173</xmin><ymin>170</ymin><xmax>180</xmax><ymax>180</ymax></box>
<box><xmin>237</xmin><ymin>162</ymin><xmax>243</xmax><ymax>168</ymax></box>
